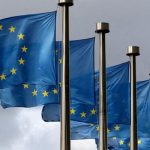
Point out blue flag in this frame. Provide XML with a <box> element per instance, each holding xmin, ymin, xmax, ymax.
<box><xmin>0</xmin><ymin>12</ymin><xmax>57</xmax><ymax>107</ymax></box>
<box><xmin>71</xmin><ymin>80</ymin><xmax>150</xmax><ymax>149</ymax></box>
<box><xmin>95</xmin><ymin>137</ymin><xmax>150</xmax><ymax>150</ymax></box>
<box><xmin>97</xmin><ymin>80</ymin><xmax>150</xmax><ymax>149</ymax></box>
<box><xmin>42</xmin><ymin>37</ymin><xmax>95</xmax><ymax>119</ymax></box>
<box><xmin>137</xmin><ymin>80</ymin><xmax>150</xmax><ymax>137</ymax></box>
<box><xmin>71</xmin><ymin>121</ymin><xmax>98</xmax><ymax>140</ymax></box>
<box><xmin>42</xmin><ymin>62</ymin><xmax>129</xmax><ymax>124</ymax></box>
<box><xmin>56</xmin><ymin>38</ymin><xmax>95</xmax><ymax>104</ymax></box>
<box><xmin>96</xmin><ymin>61</ymin><xmax>130</xmax><ymax>124</ymax></box>
<box><xmin>41</xmin><ymin>37</ymin><xmax>95</xmax><ymax>114</ymax></box>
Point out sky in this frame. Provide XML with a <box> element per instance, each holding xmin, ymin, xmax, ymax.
<box><xmin>0</xmin><ymin>0</ymin><xmax>150</xmax><ymax>150</ymax></box>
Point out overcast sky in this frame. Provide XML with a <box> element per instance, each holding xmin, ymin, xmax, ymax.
<box><xmin>0</xmin><ymin>0</ymin><xmax>150</xmax><ymax>150</ymax></box>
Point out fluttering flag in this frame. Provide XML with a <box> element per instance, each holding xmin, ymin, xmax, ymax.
<box><xmin>106</xmin><ymin>80</ymin><xmax>150</xmax><ymax>150</ymax></box>
<box><xmin>71</xmin><ymin>80</ymin><xmax>150</xmax><ymax>149</ymax></box>
<box><xmin>96</xmin><ymin>61</ymin><xmax>130</xmax><ymax>124</ymax></box>
<box><xmin>42</xmin><ymin>38</ymin><xmax>95</xmax><ymax>117</ymax></box>
<box><xmin>0</xmin><ymin>37</ymin><xmax>95</xmax><ymax>107</ymax></box>
<box><xmin>137</xmin><ymin>80</ymin><xmax>150</xmax><ymax>137</ymax></box>
<box><xmin>55</xmin><ymin>38</ymin><xmax>95</xmax><ymax>104</ymax></box>
<box><xmin>42</xmin><ymin>62</ymin><xmax>129</xmax><ymax>124</ymax></box>
<box><xmin>98</xmin><ymin>137</ymin><xmax>150</xmax><ymax>150</ymax></box>
<box><xmin>95</xmin><ymin>137</ymin><xmax>150</xmax><ymax>150</ymax></box>
<box><xmin>0</xmin><ymin>12</ymin><xmax>57</xmax><ymax>107</ymax></box>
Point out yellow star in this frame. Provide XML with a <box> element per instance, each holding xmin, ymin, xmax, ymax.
<box><xmin>0</xmin><ymin>73</ymin><xmax>6</xmax><ymax>80</ymax></box>
<box><xmin>138</xmin><ymin>140</ymin><xmax>142</xmax><ymax>145</ymax></box>
<box><xmin>19</xmin><ymin>58</ymin><xmax>25</xmax><ymax>65</ymax></box>
<box><xmin>43</xmin><ymin>90</ymin><xmax>49</xmax><ymax>97</ymax></box>
<box><xmin>18</xmin><ymin>33</ymin><xmax>24</xmax><ymax>40</ymax></box>
<box><xmin>10</xmin><ymin>68</ymin><xmax>17</xmax><ymax>75</ymax></box>
<box><xmin>80</xmin><ymin>112</ymin><xmax>86</xmax><ymax>118</ymax></box>
<box><xmin>112</xmin><ymin>137</ymin><xmax>117</xmax><ymax>140</ymax></box>
<box><xmin>32</xmin><ymin>90</ymin><xmax>38</xmax><ymax>96</ymax></box>
<box><xmin>9</xmin><ymin>26</ymin><xmax>16</xmax><ymax>32</ymax></box>
<box><xmin>90</xmin><ymin>109</ymin><xmax>96</xmax><ymax>115</ymax></box>
<box><xmin>114</xmin><ymin>125</ymin><xmax>120</xmax><ymax>131</ymax></box>
<box><xmin>107</xmin><ymin>128</ymin><xmax>111</xmax><ymax>133</ymax></box>
<box><xmin>52</xmin><ymin>88</ymin><xmax>58</xmax><ymax>94</ymax></box>
<box><xmin>23</xmin><ymin>84</ymin><xmax>29</xmax><ymax>89</ymax></box>
<box><xmin>119</xmin><ymin>140</ymin><xmax>124</xmax><ymax>145</ymax></box>
<box><xmin>70</xmin><ymin>108</ymin><xmax>76</xmax><ymax>115</ymax></box>
<box><xmin>96</xmin><ymin>126</ymin><xmax>100</xmax><ymax>131</ymax></box>
<box><xmin>0</xmin><ymin>25</ymin><xmax>3</xmax><ymax>30</ymax></box>
<box><xmin>21</xmin><ymin>46</ymin><xmax>28</xmax><ymax>53</ymax></box>
<box><xmin>59</xmin><ymin>59</ymin><xmax>62</xmax><ymax>64</ymax></box>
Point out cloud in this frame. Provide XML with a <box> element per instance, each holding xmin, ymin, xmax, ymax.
<box><xmin>0</xmin><ymin>106</ymin><xmax>60</xmax><ymax>150</ymax></box>
<box><xmin>0</xmin><ymin>106</ymin><xmax>96</xmax><ymax>150</ymax></box>
<box><xmin>72</xmin><ymin>140</ymin><xmax>96</xmax><ymax>150</ymax></box>
<box><xmin>0</xmin><ymin>107</ymin><xmax>24</xmax><ymax>149</ymax></box>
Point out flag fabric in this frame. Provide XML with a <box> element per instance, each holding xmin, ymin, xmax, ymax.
<box><xmin>95</xmin><ymin>137</ymin><xmax>150</xmax><ymax>150</ymax></box>
<box><xmin>71</xmin><ymin>80</ymin><xmax>150</xmax><ymax>149</ymax></box>
<box><xmin>137</xmin><ymin>80</ymin><xmax>150</xmax><ymax>137</ymax></box>
<box><xmin>42</xmin><ymin>62</ymin><xmax>129</xmax><ymax>124</ymax></box>
<box><xmin>1</xmin><ymin>84</ymin><xmax>59</xmax><ymax>108</ymax></box>
<box><xmin>42</xmin><ymin>37</ymin><xmax>95</xmax><ymax>117</ymax></box>
<box><xmin>71</xmin><ymin>121</ymin><xmax>98</xmax><ymax>140</ymax></box>
<box><xmin>56</xmin><ymin>38</ymin><xmax>95</xmax><ymax>105</ymax></box>
<box><xmin>0</xmin><ymin>37</ymin><xmax>95</xmax><ymax>107</ymax></box>
<box><xmin>71</xmin><ymin>121</ymin><xmax>130</xmax><ymax>140</ymax></box>
<box><xmin>94</xmin><ymin>80</ymin><xmax>150</xmax><ymax>149</ymax></box>
<box><xmin>96</xmin><ymin>61</ymin><xmax>130</xmax><ymax>124</ymax></box>
<box><xmin>0</xmin><ymin>12</ymin><xmax>57</xmax><ymax>107</ymax></box>
<box><xmin>42</xmin><ymin>103</ymin><xmax>97</xmax><ymax>123</ymax></box>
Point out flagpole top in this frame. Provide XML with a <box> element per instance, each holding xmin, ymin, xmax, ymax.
<box><xmin>127</xmin><ymin>46</ymin><xmax>140</xmax><ymax>56</ymax></box>
<box><xmin>58</xmin><ymin>0</ymin><xmax>73</xmax><ymax>6</ymax></box>
<box><xmin>95</xmin><ymin>22</ymin><xmax>110</xmax><ymax>33</ymax></box>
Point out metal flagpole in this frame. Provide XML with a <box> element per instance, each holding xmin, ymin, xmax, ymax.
<box><xmin>95</xmin><ymin>22</ymin><xmax>110</xmax><ymax>150</ymax></box>
<box><xmin>127</xmin><ymin>46</ymin><xmax>140</xmax><ymax>150</ymax></box>
<box><xmin>58</xmin><ymin>1</ymin><xmax>73</xmax><ymax>150</ymax></box>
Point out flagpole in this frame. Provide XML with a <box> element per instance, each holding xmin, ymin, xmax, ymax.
<box><xmin>58</xmin><ymin>1</ymin><xmax>73</xmax><ymax>150</ymax></box>
<box><xmin>95</xmin><ymin>22</ymin><xmax>109</xmax><ymax>150</ymax></box>
<box><xmin>127</xmin><ymin>46</ymin><xmax>140</xmax><ymax>150</ymax></box>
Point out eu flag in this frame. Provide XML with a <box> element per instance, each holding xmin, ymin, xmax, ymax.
<box><xmin>56</xmin><ymin>38</ymin><xmax>95</xmax><ymax>104</ymax></box>
<box><xmin>96</xmin><ymin>61</ymin><xmax>130</xmax><ymax>124</ymax></box>
<box><xmin>95</xmin><ymin>137</ymin><xmax>150</xmax><ymax>150</ymax></box>
<box><xmin>137</xmin><ymin>80</ymin><xmax>150</xmax><ymax>137</ymax></box>
<box><xmin>71</xmin><ymin>80</ymin><xmax>150</xmax><ymax>150</ymax></box>
<box><xmin>42</xmin><ymin>38</ymin><xmax>95</xmax><ymax>117</ymax></box>
<box><xmin>0</xmin><ymin>12</ymin><xmax>57</xmax><ymax>107</ymax></box>
<box><xmin>42</xmin><ymin>62</ymin><xmax>129</xmax><ymax>124</ymax></box>
<box><xmin>95</xmin><ymin>80</ymin><xmax>150</xmax><ymax>149</ymax></box>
